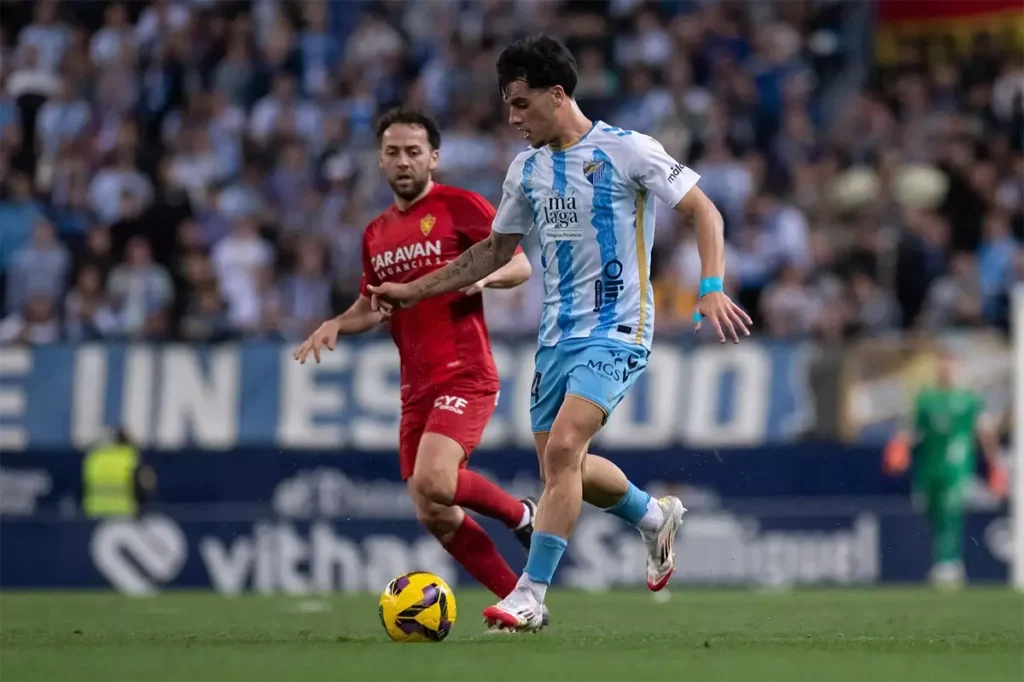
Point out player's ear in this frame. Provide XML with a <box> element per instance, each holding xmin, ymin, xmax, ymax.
<box><xmin>551</xmin><ymin>86</ymin><xmax>565</xmax><ymax>107</ymax></box>
<box><xmin>428</xmin><ymin>148</ymin><xmax>439</xmax><ymax>170</ymax></box>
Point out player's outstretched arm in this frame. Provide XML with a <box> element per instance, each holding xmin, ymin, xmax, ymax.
<box><xmin>675</xmin><ymin>187</ymin><xmax>751</xmax><ymax>343</ymax></box>
<box><xmin>293</xmin><ymin>296</ymin><xmax>387</xmax><ymax>364</ymax></box>
<box><xmin>368</xmin><ymin>231</ymin><xmax>523</xmax><ymax>309</ymax></box>
<box><xmin>460</xmin><ymin>251</ymin><xmax>532</xmax><ymax>296</ymax></box>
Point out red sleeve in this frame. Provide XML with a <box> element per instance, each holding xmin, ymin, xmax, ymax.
<box><xmin>358</xmin><ymin>227</ymin><xmax>379</xmax><ymax>297</ymax></box>
<box><xmin>455</xmin><ymin>191</ymin><xmax>525</xmax><ymax>255</ymax></box>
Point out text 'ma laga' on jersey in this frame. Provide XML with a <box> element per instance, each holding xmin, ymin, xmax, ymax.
<box><xmin>491</xmin><ymin>122</ymin><xmax>700</xmax><ymax>349</ymax></box>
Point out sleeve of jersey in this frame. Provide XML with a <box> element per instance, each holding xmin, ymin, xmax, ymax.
<box><xmin>625</xmin><ymin>134</ymin><xmax>701</xmax><ymax>208</ymax></box>
<box><xmin>491</xmin><ymin>156</ymin><xmax>535</xmax><ymax>236</ymax></box>
<box><xmin>358</xmin><ymin>230</ymin><xmax>379</xmax><ymax>297</ymax></box>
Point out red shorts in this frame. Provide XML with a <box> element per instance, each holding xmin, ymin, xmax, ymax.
<box><xmin>398</xmin><ymin>380</ymin><xmax>499</xmax><ymax>480</ymax></box>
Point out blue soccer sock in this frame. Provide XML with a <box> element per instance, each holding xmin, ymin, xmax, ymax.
<box><xmin>603</xmin><ymin>481</ymin><xmax>654</xmax><ymax>527</ymax></box>
<box><xmin>523</xmin><ymin>531</ymin><xmax>568</xmax><ymax>596</ymax></box>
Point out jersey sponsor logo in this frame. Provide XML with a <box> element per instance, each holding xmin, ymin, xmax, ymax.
<box><xmin>420</xmin><ymin>214</ymin><xmax>435</xmax><ymax>236</ymax></box>
<box><xmin>666</xmin><ymin>163</ymin><xmax>687</xmax><ymax>184</ymax></box>
<box><xmin>433</xmin><ymin>395</ymin><xmax>468</xmax><ymax>415</ymax></box>
<box><xmin>372</xmin><ymin>240</ymin><xmax>444</xmax><ymax>277</ymax></box>
<box><xmin>587</xmin><ymin>359</ymin><xmax>627</xmax><ymax>382</ymax></box>
<box><xmin>593</xmin><ymin>260</ymin><xmax>625</xmax><ymax>312</ymax></box>
<box><xmin>542</xmin><ymin>194</ymin><xmax>583</xmax><ymax>240</ymax></box>
<box><xmin>91</xmin><ymin>515</ymin><xmax>188</xmax><ymax>595</ymax></box>
<box><xmin>89</xmin><ymin>515</ymin><xmax>458</xmax><ymax>594</ymax></box>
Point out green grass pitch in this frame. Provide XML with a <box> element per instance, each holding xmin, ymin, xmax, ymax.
<box><xmin>1</xmin><ymin>589</ymin><xmax>1021</xmax><ymax>681</ymax></box>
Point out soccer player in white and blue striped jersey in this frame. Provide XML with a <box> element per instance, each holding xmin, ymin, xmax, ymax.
<box><xmin>369</xmin><ymin>35</ymin><xmax>751</xmax><ymax>632</ymax></box>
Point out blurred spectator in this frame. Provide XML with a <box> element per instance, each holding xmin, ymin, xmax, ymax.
<box><xmin>17</xmin><ymin>1</ymin><xmax>70</xmax><ymax>74</ymax></box>
<box><xmin>211</xmin><ymin>217</ymin><xmax>273</xmax><ymax>332</ymax></box>
<box><xmin>107</xmin><ymin>237</ymin><xmax>173</xmax><ymax>339</ymax></box>
<box><xmin>921</xmin><ymin>252</ymin><xmax>984</xmax><ymax>331</ymax></box>
<box><xmin>6</xmin><ymin>219</ymin><xmax>70</xmax><ymax>313</ymax></box>
<box><xmin>181</xmin><ymin>287</ymin><xmax>232</xmax><ymax>342</ymax></box>
<box><xmin>249</xmin><ymin>73</ymin><xmax>321</xmax><ymax>147</ymax></box>
<box><xmin>279</xmin><ymin>237</ymin><xmax>331</xmax><ymax>340</ymax></box>
<box><xmin>89</xmin><ymin>3</ymin><xmax>134</xmax><ymax>67</ymax></box>
<box><xmin>760</xmin><ymin>264</ymin><xmax>821</xmax><ymax>338</ymax></box>
<box><xmin>65</xmin><ymin>264</ymin><xmax>120</xmax><ymax>341</ymax></box>
<box><xmin>76</xmin><ymin>226</ymin><xmax>115</xmax><ymax>282</ymax></box>
<box><xmin>35</xmin><ymin>78</ymin><xmax>90</xmax><ymax>159</ymax></box>
<box><xmin>849</xmin><ymin>271</ymin><xmax>899</xmax><ymax>335</ymax></box>
<box><xmin>88</xmin><ymin>149</ymin><xmax>154</xmax><ymax>224</ymax></box>
<box><xmin>0</xmin><ymin>294</ymin><xmax>60</xmax><ymax>344</ymax></box>
<box><xmin>0</xmin><ymin>172</ymin><xmax>44</xmax><ymax>274</ymax></box>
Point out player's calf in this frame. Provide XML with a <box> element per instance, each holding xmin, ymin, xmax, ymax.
<box><xmin>413</xmin><ymin>495</ymin><xmax>519</xmax><ymax>599</ymax></box>
<box><xmin>509</xmin><ymin>397</ymin><xmax>600</xmax><ymax>611</ymax></box>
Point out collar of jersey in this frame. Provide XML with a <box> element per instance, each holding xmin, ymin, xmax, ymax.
<box><xmin>547</xmin><ymin>121</ymin><xmax>599</xmax><ymax>152</ymax></box>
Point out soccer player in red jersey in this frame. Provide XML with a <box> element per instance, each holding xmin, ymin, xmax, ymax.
<box><xmin>294</xmin><ymin>108</ymin><xmax>543</xmax><ymax>609</ymax></box>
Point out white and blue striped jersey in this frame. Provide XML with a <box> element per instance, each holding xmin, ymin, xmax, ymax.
<box><xmin>492</xmin><ymin>122</ymin><xmax>700</xmax><ymax>349</ymax></box>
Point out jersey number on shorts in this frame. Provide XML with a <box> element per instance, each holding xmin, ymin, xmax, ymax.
<box><xmin>531</xmin><ymin>372</ymin><xmax>542</xmax><ymax>404</ymax></box>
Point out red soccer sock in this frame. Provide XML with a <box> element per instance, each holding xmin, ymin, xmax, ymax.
<box><xmin>443</xmin><ymin>515</ymin><xmax>518</xmax><ymax>598</ymax></box>
<box><xmin>453</xmin><ymin>469</ymin><xmax>525</xmax><ymax>529</ymax></box>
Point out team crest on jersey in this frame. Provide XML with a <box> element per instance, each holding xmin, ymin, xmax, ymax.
<box><xmin>420</xmin><ymin>214</ymin><xmax>436</xmax><ymax>236</ymax></box>
<box><xmin>583</xmin><ymin>160</ymin><xmax>607</xmax><ymax>186</ymax></box>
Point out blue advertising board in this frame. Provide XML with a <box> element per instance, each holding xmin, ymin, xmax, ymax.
<box><xmin>0</xmin><ymin>446</ymin><xmax>912</xmax><ymax>516</ymax></box>
<box><xmin>0</xmin><ymin>447</ymin><xmax>1011</xmax><ymax>591</ymax></box>
<box><xmin>0</xmin><ymin>510</ymin><xmax>1010</xmax><ymax>593</ymax></box>
<box><xmin>0</xmin><ymin>340</ymin><xmax>818</xmax><ymax>451</ymax></box>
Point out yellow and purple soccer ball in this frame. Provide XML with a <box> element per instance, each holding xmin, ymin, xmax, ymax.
<box><xmin>378</xmin><ymin>572</ymin><xmax>457</xmax><ymax>642</ymax></box>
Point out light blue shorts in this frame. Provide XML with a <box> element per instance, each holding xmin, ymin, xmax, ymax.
<box><xmin>530</xmin><ymin>337</ymin><xmax>650</xmax><ymax>433</ymax></box>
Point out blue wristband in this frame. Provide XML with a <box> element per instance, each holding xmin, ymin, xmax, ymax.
<box><xmin>698</xmin><ymin>276</ymin><xmax>724</xmax><ymax>297</ymax></box>
<box><xmin>693</xmin><ymin>277</ymin><xmax>724</xmax><ymax>323</ymax></box>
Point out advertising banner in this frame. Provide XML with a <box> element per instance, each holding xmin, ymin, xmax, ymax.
<box><xmin>0</xmin><ymin>340</ymin><xmax>821</xmax><ymax>451</ymax></box>
<box><xmin>0</xmin><ymin>510</ymin><xmax>1010</xmax><ymax>592</ymax></box>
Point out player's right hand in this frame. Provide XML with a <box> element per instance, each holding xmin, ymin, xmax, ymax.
<box><xmin>694</xmin><ymin>291</ymin><xmax>752</xmax><ymax>344</ymax></box>
<box><xmin>294</xmin><ymin>319</ymin><xmax>342</xmax><ymax>365</ymax></box>
<box><xmin>367</xmin><ymin>282</ymin><xmax>420</xmax><ymax>310</ymax></box>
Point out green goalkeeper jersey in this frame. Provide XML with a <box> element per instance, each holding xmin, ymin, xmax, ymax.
<box><xmin>912</xmin><ymin>387</ymin><xmax>983</xmax><ymax>483</ymax></box>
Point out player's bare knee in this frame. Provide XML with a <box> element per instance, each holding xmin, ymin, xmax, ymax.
<box><xmin>542</xmin><ymin>431</ymin><xmax>585</xmax><ymax>483</ymax></box>
<box><xmin>411</xmin><ymin>433</ymin><xmax>464</xmax><ymax>504</ymax></box>
<box><xmin>409</xmin><ymin>467</ymin><xmax>457</xmax><ymax>506</ymax></box>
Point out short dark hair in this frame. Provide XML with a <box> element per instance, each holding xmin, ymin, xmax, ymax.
<box><xmin>497</xmin><ymin>34</ymin><xmax>578</xmax><ymax>99</ymax></box>
<box><xmin>374</xmin><ymin>107</ymin><xmax>442</xmax><ymax>150</ymax></box>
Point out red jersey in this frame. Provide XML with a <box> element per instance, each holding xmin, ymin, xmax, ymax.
<box><xmin>359</xmin><ymin>184</ymin><xmax>516</xmax><ymax>401</ymax></box>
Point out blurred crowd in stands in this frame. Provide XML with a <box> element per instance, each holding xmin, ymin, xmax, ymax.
<box><xmin>0</xmin><ymin>0</ymin><xmax>1021</xmax><ymax>344</ymax></box>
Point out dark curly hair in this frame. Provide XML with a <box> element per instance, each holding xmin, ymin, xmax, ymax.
<box><xmin>374</xmin><ymin>107</ymin><xmax>442</xmax><ymax>150</ymax></box>
<box><xmin>496</xmin><ymin>34</ymin><xmax>578</xmax><ymax>99</ymax></box>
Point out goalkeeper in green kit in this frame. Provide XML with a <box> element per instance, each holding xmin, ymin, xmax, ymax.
<box><xmin>883</xmin><ymin>349</ymin><xmax>1007</xmax><ymax>589</ymax></box>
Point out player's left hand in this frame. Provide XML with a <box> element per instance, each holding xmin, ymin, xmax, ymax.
<box><xmin>367</xmin><ymin>282</ymin><xmax>420</xmax><ymax>310</ymax></box>
<box><xmin>694</xmin><ymin>291</ymin><xmax>752</xmax><ymax>343</ymax></box>
<box><xmin>459</xmin><ymin>279</ymin><xmax>488</xmax><ymax>297</ymax></box>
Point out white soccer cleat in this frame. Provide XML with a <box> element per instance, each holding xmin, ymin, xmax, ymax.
<box><xmin>482</xmin><ymin>587</ymin><xmax>546</xmax><ymax>633</ymax></box>
<box><xmin>643</xmin><ymin>496</ymin><xmax>686</xmax><ymax>592</ymax></box>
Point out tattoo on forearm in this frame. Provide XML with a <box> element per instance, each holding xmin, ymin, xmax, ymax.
<box><xmin>417</xmin><ymin>237</ymin><xmax>507</xmax><ymax>298</ymax></box>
